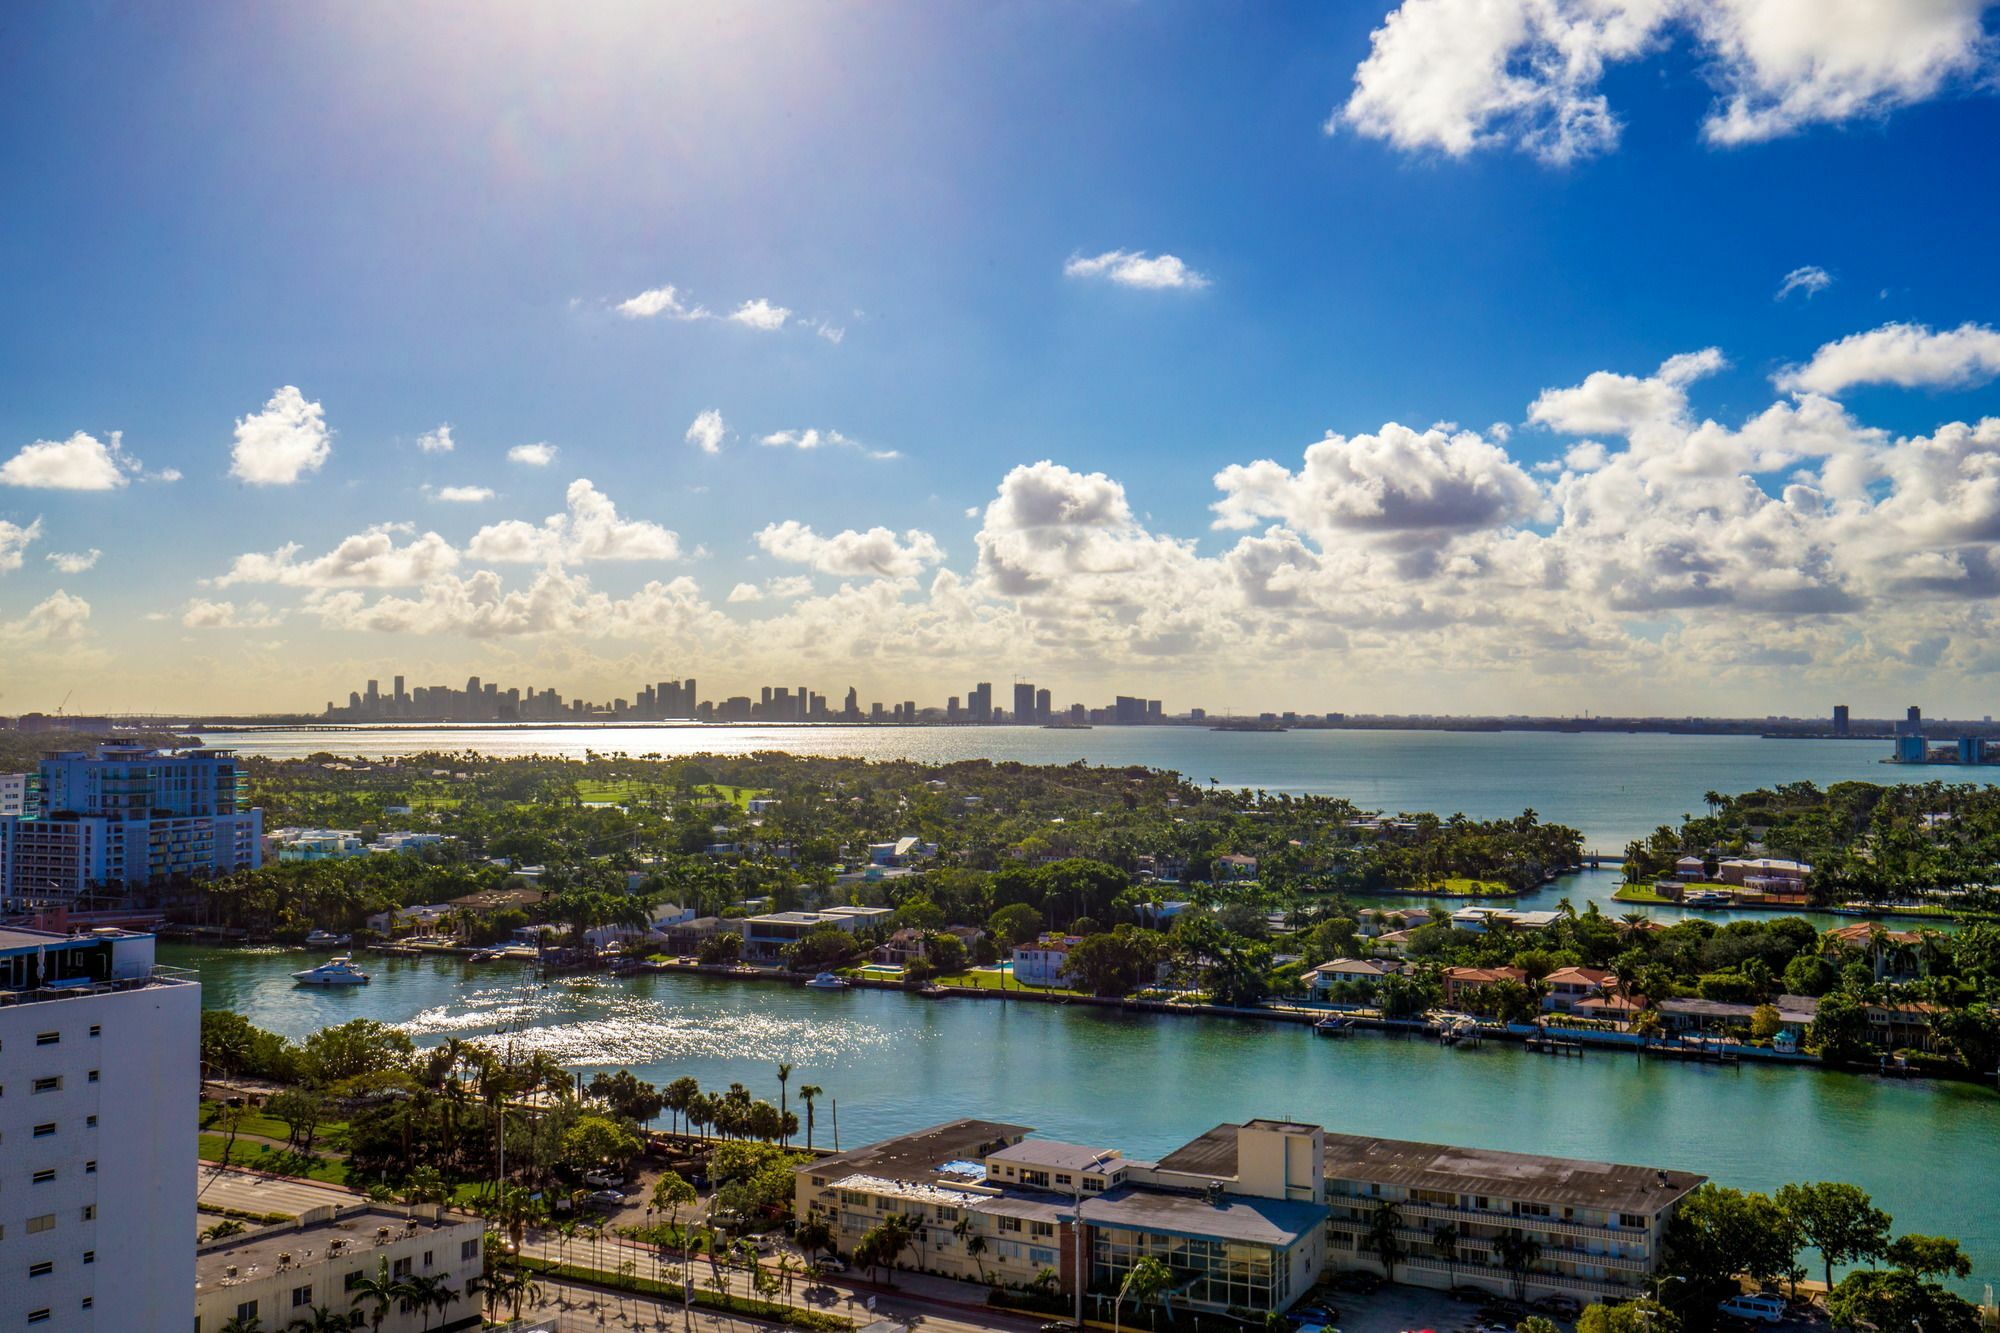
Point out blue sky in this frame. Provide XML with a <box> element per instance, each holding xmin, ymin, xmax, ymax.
<box><xmin>3</xmin><ymin>1</ymin><xmax>1999</xmax><ymax>715</ymax></box>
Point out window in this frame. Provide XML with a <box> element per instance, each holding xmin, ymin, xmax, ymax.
<box><xmin>80</xmin><ymin>1206</ymin><xmax>94</xmax><ymax>1222</ymax></box>
<box><xmin>82</xmin><ymin>1252</ymin><xmax>94</xmax><ymax>1265</ymax></box>
<box><xmin>1019</xmin><ymin>1169</ymin><xmax>1050</xmax><ymax>1188</ymax></box>
<box><xmin>26</xmin><ymin>1215</ymin><xmax>55</xmax><ymax>1235</ymax></box>
<box><xmin>1512</xmin><ymin>1202</ymin><xmax>1552</xmax><ymax>1218</ymax></box>
<box><xmin>33</xmin><ymin>1169</ymin><xmax>56</xmax><ymax>1184</ymax></box>
<box><xmin>85</xmin><ymin>1115</ymin><xmax>96</xmax><ymax>1128</ymax></box>
<box><xmin>998</xmin><ymin>1217</ymin><xmax>1022</xmax><ymax>1234</ymax></box>
<box><xmin>36</xmin><ymin>1032</ymin><xmax>59</xmax><ymax>1046</ymax></box>
<box><xmin>33</xmin><ymin>1076</ymin><xmax>61</xmax><ymax>1093</ymax></box>
<box><xmin>1619</xmin><ymin>1213</ymin><xmax>1647</xmax><ymax>1229</ymax></box>
<box><xmin>423</xmin><ymin>1250</ymin><xmax>434</xmax><ymax>1268</ymax></box>
<box><xmin>460</xmin><ymin>1239</ymin><xmax>480</xmax><ymax>1261</ymax></box>
<box><xmin>85</xmin><ymin>1160</ymin><xmax>96</xmax><ymax>1174</ymax></box>
<box><xmin>392</xmin><ymin>1257</ymin><xmax>412</xmax><ymax>1278</ymax></box>
<box><xmin>235</xmin><ymin>1300</ymin><xmax>259</xmax><ymax>1322</ymax></box>
<box><xmin>1030</xmin><ymin>1221</ymin><xmax>1055</xmax><ymax>1239</ymax></box>
<box><xmin>33</xmin><ymin>1123</ymin><xmax>56</xmax><ymax>1137</ymax></box>
<box><xmin>80</xmin><ymin>1299</ymin><xmax>92</xmax><ymax>1311</ymax></box>
<box><xmin>1055</xmin><ymin>1173</ymin><xmax>1072</xmax><ymax>1186</ymax></box>
<box><xmin>344</xmin><ymin>1271</ymin><xmax>365</xmax><ymax>1292</ymax></box>
<box><xmin>292</xmin><ymin>1284</ymin><xmax>313</xmax><ymax>1307</ymax></box>
<box><xmin>88</xmin><ymin>1025</ymin><xmax>100</xmax><ymax>1038</ymax></box>
<box><xmin>87</xmin><ymin>1070</ymin><xmax>98</xmax><ymax>1083</ymax></box>
<box><xmin>27</xmin><ymin>1310</ymin><xmax>50</xmax><ymax>1324</ymax></box>
<box><xmin>29</xmin><ymin>1261</ymin><xmax>53</xmax><ymax>1277</ymax></box>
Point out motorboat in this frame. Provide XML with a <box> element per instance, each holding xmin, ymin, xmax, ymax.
<box><xmin>1314</xmin><ymin>1014</ymin><xmax>1356</xmax><ymax>1037</ymax></box>
<box><xmin>804</xmin><ymin>971</ymin><xmax>851</xmax><ymax>990</ymax></box>
<box><xmin>303</xmin><ymin>929</ymin><xmax>352</xmax><ymax>948</ymax></box>
<box><xmin>1682</xmin><ymin>889</ymin><xmax>1731</xmax><ymax>907</ymax></box>
<box><xmin>293</xmin><ymin>955</ymin><xmax>371</xmax><ymax>986</ymax></box>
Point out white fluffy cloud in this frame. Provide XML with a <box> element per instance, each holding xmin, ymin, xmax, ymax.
<box><xmin>215</xmin><ymin>525</ymin><xmax>461</xmax><ymax>589</ymax></box>
<box><xmin>182</xmin><ymin>597</ymin><xmax>286</xmax><ymax>629</ymax></box>
<box><xmin>416</xmin><ymin>424</ymin><xmax>455</xmax><ymax>453</ymax></box>
<box><xmin>431</xmin><ymin>485</ymin><xmax>495</xmax><ymax>503</ymax></box>
<box><xmin>727</xmin><ymin>575</ymin><xmax>815</xmax><ymax>603</ymax></box>
<box><xmin>0</xmin><ymin>517</ymin><xmax>42</xmax><ymax>573</ymax></box>
<box><xmin>47</xmin><ymin>549</ymin><xmax>100</xmax><ymax>574</ymax></box>
<box><xmin>468</xmin><ymin>479</ymin><xmax>681</xmax><ymax>564</ymax></box>
<box><xmin>758</xmin><ymin>428</ymin><xmax>900</xmax><ymax>461</ymax></box>
<box><xmin>755</xmin><ymin>521</ymin><xmax>944</xmax><ymax>578</ymax></box>
<box><xmin>1528</xmin><ymin>348</ymin><xmax>1725</xmax><ymax>434</ymax></box>
<box><xmin>1064</xmin><ymin>250</ymin><xmax>1210</xmax><ymax>290</ymax></box>
<box><xmin>5</xmin><ymin>590</ymin><xmax>90</xmax><ymax>643</ymax></box>
<box><xmin>508</xmin><ymin>443</ymin><xmax>558</xmax><ymax>466</ymax></box>
<box><xmin>728</xmin><ymin>299</ymin><xmax>791</xmax><ymax>331</ymax></box>
<box><xmin>1776</xmin><ymin>322</ymin><xmax>2000</xmax><ymax>397</ymax></box>
<box><xmin>616</xmin><ymin>285</ymin><xmax>708</xmax><ymax>320</ymax></box>
<box><xmin>685</xmin><ymin>409</ymin><xmax>728</xmax><ymax>455</ymax></box>
<box><xmin>0</xmin><ymin>430</ymin><xmax>152</xmax><ymax>490</ymax></box>
<box><xmin>1333</xmin><ymin>0</ymin><xmax>1994</xmax><ymax>163</ymax></box>
<box><xmin>1212</xmin><ymin>422</ymin><xmax>1544</xmax><ymax>540</ymax></box>
<box><xmin>231</xmin><ymin>386</ymin><xmax>331</xmax><ymax>485</ymax></box>
<box><xmin>1776</xmin><ymin>265</ymin><xmax>1832</xmax><ymax>300</ymax></box>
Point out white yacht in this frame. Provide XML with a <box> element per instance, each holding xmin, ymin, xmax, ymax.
<box><xmin>804</xmin><ymin>971</ymin><xmax>850</xmax><ymax>990</ymax></box>
<box><xmin>303</xmin><ymin>929</ymin><xmax>352</xmax><ymax>948</ymax></box>
<box><xmin>293</xmin><ymin>955</ymin><xmax>371</xmax><ymax>986</ymax></box>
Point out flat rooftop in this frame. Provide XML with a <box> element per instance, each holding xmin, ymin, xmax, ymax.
<box><xmin>802</xmin><ymin>1119</ymin><xmax>1032</xmax><ymax>1186</ymax></box>
<box><xmin>195</xmin><ymin>1206</ymin><xmax>479</xmax><ymax>1289</ymax></box>
<box><xmin>1158</xmin><ymin>1125</ymin><xmax>1704</xmax><ymax>1215</ymax></box>
<box><xmin>988</xmin><ymin>1139</ymin><xmax>1122</xmax><ymax>1171</ymax></box>
<box><xmin>1078</xmin><ymin>1186</ymin><xmax>1326</xmax><ymax>1247</ymax></box>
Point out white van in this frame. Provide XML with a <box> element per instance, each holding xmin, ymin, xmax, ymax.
<box><xmin>1717</xmin><ymin>1293</ymin><xmax>1787</xmax><ymax>1324</ymax></box>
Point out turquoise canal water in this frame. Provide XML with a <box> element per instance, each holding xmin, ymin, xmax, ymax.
<box><xmin>170</xmin><ymin>941</ymin><xmax>2000</xmax><ymax>1289</ymax></box>
<box><xmin>196</xmin><ymin>725</ymin><xmax>1960</xmax><ymax>853</ymax></box>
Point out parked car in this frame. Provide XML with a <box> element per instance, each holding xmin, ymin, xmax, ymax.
<box><xmin>1290</xmin><ymin>1304</ymin><xmax>1339</xmax><ymax>1325</ymax></box>
<box><xmin>582</xmin><ymin>1170</ymin><xmax>625</xmax><ymax>1188</ymax></box>
<box><xmin>1717</xmin><ymin>1294</ymin><xmax>1787</xmax><ymax>1324</ymax></box>
<box><xmin>1040</xmin><ymin>1322</ymin><xmax>1081</xmax><ymax>1333</ymax></box>
<box><xmin>587</xmin><ymin>1189</ymin><xmax>627</xmax><ymax>1207</ymax></box>
<box><xmin>815</xmin><ymin>1257</ymin><xmax>849</xmax><ymax>1275</ymax></box>
<box><xmin>1331</xmin><ymin>1272</ymin><xmax>1383</xmax><ymax>1295</ymax></box>
<box><xmin>1450</xmin><ymin>1286</ymin><xmax>1490</xmax><ymax>1303</ymax></box>
<box><xmin>1535</xmin><ymin>1295</ymin><xmax>1583</xmax><ymax>1319</ymax></box>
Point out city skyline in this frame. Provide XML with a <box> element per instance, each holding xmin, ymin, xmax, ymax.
<box><xmin>4</xmin><ymin>4</ymin><xmax>2000</xmax><ymax>715</ymax></box>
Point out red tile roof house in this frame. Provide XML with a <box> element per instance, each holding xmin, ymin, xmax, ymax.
<box><xmin>1440</xmin><ymin>965</ymin><xmax>1529</xmax><ymax>1005</ymax></box>
<box><xmin>1541</xmin><ymin>967</ymin><xmax>1619</xmax><ymax>1015</ymax></box>
<box><xmin>1305</xmin><ymin>957</ymin><xmax>1405</xmax><ymax>996</ymax></box>
<box><xmin>1215</xmin><ymin>853</ymin><xmax>1260</xmax><ymax>881</ymax></box>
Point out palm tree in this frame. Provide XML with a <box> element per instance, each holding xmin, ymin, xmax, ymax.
<box><xmin>1115</xmin><ymin>1255</ymin><xmax>1175</xmax><ymax>1333</ymax></box>
<box><xmin>402</xmin><ymin>1273</ymin><xmax>450</xmax><ymax>1330</ymax></box>
<box><xmin>220</xmin><ymin>1315</ymin><xmax>265</xmax><ymax>1333</ymax></box>
<box><xmin>663</xmin><ymin>1077</ymin><xmax>700</xmax><ymax>1139</ymax></box>
<box><xmin>347</xmin><ymin>1258</ymin><xmax>407</xmax><ymax>1331</ymax></box>
<box><xmin>1495</xmin><ymin>1231</ymin><xmax>1542</xmax><ymax>1303</ymax></box>
<box><xmin>797</xmin><ymin>1085</ymin><xmax>823</xmax><ymax>1149</ymax></box>
<box><xmin>775</xmin><ymin>1062</ymin><xmax>793</xmax><ymax>1145</ymax></box>
<box><xmin>1366</xmin><ymin>1201</ymin><xmax>1406</xmax><ymax>1283</ymax></box>
<box><xmin>286</xmin><ymin>1306</ymin><xmax>363</xmax><ymax>1331</ymax></box>
<box><xmin>1430</xmin><ymin>1223</ymin><xmax>1461</xmax><ymax>1287</ymax></box>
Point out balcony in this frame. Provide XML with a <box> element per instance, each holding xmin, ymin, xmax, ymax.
<box><xmin>0</xmin><ymin>965</ymin><xmax>197</xmax><ymax>1008</ymax></box>
<box><xmin>1327</xmin><ymin>1191</ymin><xmax>1646</xmax><ymax>1244</ymax></box>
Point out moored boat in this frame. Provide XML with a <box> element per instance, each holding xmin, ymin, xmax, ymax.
<box><xmin>804</xmin><ymin>971</ymin><xmax>851</xmax><ymax>990</ymax></box>
<box><xmin>292</xmin><ymin>955</ymin><xmax>371</xmax><ymax>986</ymax></box>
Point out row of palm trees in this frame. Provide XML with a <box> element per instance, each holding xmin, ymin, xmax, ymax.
<box><xmin>1366</xmin><ymin>1202</ymin><xmax>1544</xmax><ymax>1303</ymax></box>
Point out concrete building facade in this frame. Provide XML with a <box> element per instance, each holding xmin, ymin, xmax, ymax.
<box><xmin>0</xmin><ymin>927</ymin><xmax>199</xmax><ymax>1331</ymax></box>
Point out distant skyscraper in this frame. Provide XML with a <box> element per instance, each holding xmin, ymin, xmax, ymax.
<box><xmin>1832</xmin><ymin>704</ymin><xmax>1850</xmax><ymax>736</ymax></box>
<box><xmin>1035</xmin><ymin>687</ymin><xmax>1051</xmax><ymax>722</ymax></box>
<box><xmin>970</xmin><ymin>682</ymin><xmax>993</xmax><ymax>722</ymax></box>
<box><xmin>1013</xmin><ymin>682</ymin><xmax>1036</xmax><ymax>724</ymax></box>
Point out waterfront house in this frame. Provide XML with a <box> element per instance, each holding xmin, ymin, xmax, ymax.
<box><xmin>1370</xmin><ymin>927</ymin><xmax>1419</xmax><ymax>957</ymax></box>
<box><xmin>1657</xmin><ymin>995</ymin><xmax>1819</xmax><ymax>1034</ymax></box>
<box><xmin>1863</xmin><ymin>1000</ymin><xmax>1942</xmax><ymax>1050</ymax></box>
<box><xmin>1217</xmin><ymin>853</ymin><xmax>1260</xmax><ymax>881</ymax></box>
<box><xmin>1305</xmin><ymin>957</ymin><xmax>1403</xmax><ymax>997</ymax></box>
<box><xmin>1441</xmin><ymin>965</ymin><xmax>1529</xmax><ymax>1005</ymax></box>
<box><xmin>1541</xmin><ymin>967</ymin><xmax>1619</xmax><ymax>1014</ymax></box>
<box><xmin>1012</xmin><ymin>933</ymin><xmax>1082</xmax><ymax>987</ymax></box>
<box><xmin>797</xmin><ymin>1117</ymin><xmax>1701</xmax><ymax>1313</ymax></box>
<box><xmin>1823</xmin><ymin>923</ymin><xmax>1926</xmax><ymax>981</ymax></box>
<box><xmin>740</xmin><ymin>905</ymin><xmax>894</xmax><ymax>962</ymax></box>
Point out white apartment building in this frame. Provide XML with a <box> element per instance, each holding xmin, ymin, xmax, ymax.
<box><xmin>0</xmin><ymin>772</ymin><xmax>32</xmax><ymax>817</ymax></box>
<box><xmin>1009</xmin><ymin>933</ymin><xmax>1080</xmax><ymax>987</ymax></box>
<box><xmin>194</xmin><ymin>1204</ymin><xmax>484</xmax><ymax>1333</ymax></box>
<box><xmin>0</xmin><ymin>927</ymin><xmax>199</xmax><ymax>1331</ymax></box>
<box><xmin>740</xmin><ymin>905</ymin><xmax>894</xmax><ymax>960</ymax></box>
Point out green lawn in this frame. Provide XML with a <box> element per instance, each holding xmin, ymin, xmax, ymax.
<box><xmin>198</xmin><ymin>1134</ymin><xmax>352</xmax><ymax>1186</ymax></box>
<box><xmin>689</xmin><ymin>783</ymin><xmax>766</xmax><ymax>808</ymax></box>
<box><xmin>938</xmin><ymin>970</ymin><xmax>1086</xmax><ymax>998</ymax></box>
<box><xmin>1612</xmin><ymin>884</ymin><xmax>1673</xmax><ymax>904</ymax></box>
